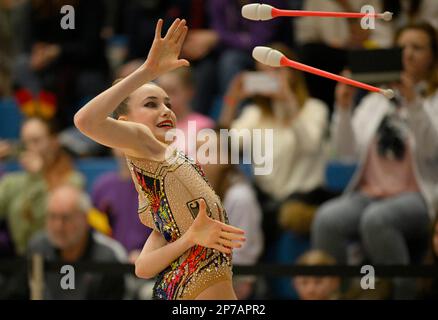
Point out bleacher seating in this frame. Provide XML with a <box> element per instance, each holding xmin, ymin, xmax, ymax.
<box><xmin>0</xmin><ymin>98</ymin><xmax>23</xmax><ymax>140</ymax></box>
<box><xmin>325</xmin><ymin>161</ymin><xmax>357</xmax><ymax>192</ymax></box>
<box><xmin>1</xmin><ymin>157</ymin><xmax>118</xmax><ymax>193</ymax></box>
<box><xmin>75</xmin><ymin>158</ymin><xmax>118</xmax><ymax>192</ymax></box>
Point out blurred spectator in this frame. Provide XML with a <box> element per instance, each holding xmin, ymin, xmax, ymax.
<box><xmin>292</xmin><ymin>250</ymin><xmax>340</xmax><ymax>300</ymax></box>
<box><xmin>0</xmin><ymin>138</ymin><xmax>12</xmax><ymax>257</ymax></box>
<box><xmin>297</xmin><ymin>0</ymin><xmax>393</xmax><ymax>49</ymax></box>
<box><xmin>296</xmin><ymin>0</ymin><xmax>393</xmax><ymax>111</ymax></box>
<box><xmin>0</xmin><ymin>140</ymin><xmax>12</xmax><ymax>161</ymax></box>
<box><xmin>13</xmin><ymin>0</ymin><xmax>109</xmax><ymax>129</ymax></box>
<box><xmin>0</xmin><ymin>117</ymin><xmax>84</xmax><ymax>256</ymax></box>
<box><xmin>100</xmin><ymin>0</ymin><xmax>119</xmax><ymax>41</ymax></box>
<box><xmin>156</xmin><ymin>67</ymin><xmax>215</xmax><ymax>154</ymax></box>
<box><xmin>312</xmin><ymin>23</ymin><xmax>438</xmax><ymax>299</ymax></box>
<box><xmin>28</xmin><ymin>184</ymin><xmax>127</xmax><ymax>299</ymax></box>
<box><xmin>0</xmin><ymin>0</ymin><xmax>30</xmax><ymax>57</ymax></box>
<box><xmin>220</xmin><ymin>44</ymin><xmax>333</xmax><ymax>248</ymax></box>
<box><xmin>209</xmin><ymin>0</ymin><xmax>284</xmax><ymax>96</ymax></box>
<box><xmin>0</xmin><ymin>0</ymin><xmax>29</xmax><ymax>97</ymax></box>
<box><xmin>91</xmin><ymin>148</ymin><xmax>152</xmax><ymax>263</ymax></box>
<box><xmin>293</xmin><ymin>249</ymin><xmax>392</xmax><ymax>299</ymax></box>
<box><xmin>384</xmin><ymin>0</ymin><xmax>438</xmax><ymax>31</ymax></box>
<box><xmin>203</xmin><ymin>128</ymin><xmax>264</xmax><ymax>299</ymax></box>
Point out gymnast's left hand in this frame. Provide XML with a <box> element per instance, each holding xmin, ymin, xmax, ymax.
<box><xmin>142</xmin><ymin>18</ymin><xmax>190</xmax><ymax>80</ymax></box>
<box><xmin>185</xmin><ymin>199</ymin><xmax>246</xmax><ymax>254</ymax></box>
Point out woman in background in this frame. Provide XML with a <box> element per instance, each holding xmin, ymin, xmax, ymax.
<box><xmin>220</xmin><ymin>43</ymin><xmax>332</xmax><ymax>247</ymax></box>
<box><xmin>312</xmin><ymin>23</ymin><xmax>438</xmax><ymax>299</ymax></box>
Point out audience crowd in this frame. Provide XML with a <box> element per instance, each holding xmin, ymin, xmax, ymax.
<box><xmin>0</xmin><ymin>0</ymin><xmax>437</xmax><ymax>300</ymax></box>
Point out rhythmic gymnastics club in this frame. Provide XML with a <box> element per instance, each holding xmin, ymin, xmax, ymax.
<box><xmin>252</xmin><ymin>46</ymin><xmax>395</xmax><ymax>99</ymax></box>
<box><xmin>242</xmin><ymin>3</ymin><xmax>393</xmax><ymax>21</ymax></box>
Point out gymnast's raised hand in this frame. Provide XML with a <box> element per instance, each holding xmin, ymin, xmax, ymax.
<box><xmin>144</xmin><ymin>18</ymin><xmax>190</xmax><ymax>79</ymax></box>
<box><xmin>73</xmin><ymin>19</ymin><xmax>190</xmax><ymax>161</ymax></box>
<box><xmin>74</xmin><ymin>19</ymin><xmax>246</xmax><ymax>283</ymax></box>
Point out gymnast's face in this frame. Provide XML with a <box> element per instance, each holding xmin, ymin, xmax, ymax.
<box><xmin>397</xmin><ymin>29</ymin><xmax>434</xmax><ymax>80</ymax></box>
<box><xmin>121</xmin><ymin>83</ymin><xmax>177</xmax><ymax>144</ymax></box>
<box><xmin>156</xmin><ymin>72</ymin><xmax>194</xmax><ymax>119</ymax></box>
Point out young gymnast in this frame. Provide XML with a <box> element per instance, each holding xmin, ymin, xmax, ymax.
<box><xmin>74</xmin><ymin>18</ymin><xmax>246</xmax><ymax>300</ymax></box>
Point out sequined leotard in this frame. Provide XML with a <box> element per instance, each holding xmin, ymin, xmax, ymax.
<box><xmin>126</xmin><ymin>149</ymin><xmax>233</xmax><ymax>300</ymax></box>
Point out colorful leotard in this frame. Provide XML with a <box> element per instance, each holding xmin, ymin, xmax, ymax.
<box><xmin>126</xmin><ymin>149</ymin><xmax>233</xmax><ymax>300</ymax></box>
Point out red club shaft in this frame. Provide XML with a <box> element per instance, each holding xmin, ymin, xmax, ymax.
<box><xmin>280</xmin><ymin>57</ymin><xmax>382</xmax><ymax>93</ymax></box>
<box><xmin>272</xmin><ymin>8</ymin><xmax>383</xmax><ymax>19</ymax></box>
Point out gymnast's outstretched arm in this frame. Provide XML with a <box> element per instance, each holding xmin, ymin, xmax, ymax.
<box><xmin>73</xmin><ymin>19</ymin><xmax>189</xmax><ymax>157</ymax></box>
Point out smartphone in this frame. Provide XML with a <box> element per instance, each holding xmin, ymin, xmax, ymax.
<box><xmin>243</xmin><ymin>72</ymin><xmax>280</xmax><ymax>96</ymax></box>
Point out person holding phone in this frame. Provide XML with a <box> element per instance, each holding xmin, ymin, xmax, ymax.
<box><xmin>312</xmin><ymin>23</ymin><xmax>438</xmax><ymax>299</ymax></box>
<box><xmin>219</xmin><ymin>43</ymin><xmax>332</xmax><ymax>248</ymax></box>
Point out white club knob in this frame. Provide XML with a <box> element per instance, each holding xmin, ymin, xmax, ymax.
<box><xmin>381</xmin><ymin>89</ymin><xmax>395</xmax><ymax>99</ymax></box>
<box><xmin>382</xmin><ymin>11</ymin><xmax>393</xmax><ymax>21</ymax></box>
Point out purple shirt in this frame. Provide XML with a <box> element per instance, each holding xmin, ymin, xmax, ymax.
<box><xmin>209</xmin><ymin>0</ymin><xmax>283</xmax><ymax>51</ymax></box>
<box><xmin>91</xmin><ymin>172</ymin><xmax>152</xmax><ymax>252</ymax></box>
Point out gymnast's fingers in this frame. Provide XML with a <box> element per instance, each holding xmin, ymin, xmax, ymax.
<box><xmin>218</xmin><ymin>238</ymin><xmax>242</xmax><ymax>249</ymax></box>
<box><xmin>154</xmin><ymin>19</ymin><xmax>163</xmax><ymax>39</ymax></box>
<box><xmin>220</xmin><ymin>231</ymin><xmax>246</xmax><ymax>242</ymax></box>
<box><xmin>220</xmin><ymin>223</ymin><xmax>245</xmax><ymax>235</ymax></box>
<box><xmin>164</xmin><ymin>18</ymin><xmax>181</xmax><ymax>41</ymax></box>
<box><xmin>176</xmin><ymin>25</ymin><xmax>188</xmax><ymax>48</ymax></box>
<box><xmin>172</xmin><ymin>19</ymin><xmax>186</xmax><ymax>43</ymax></box>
